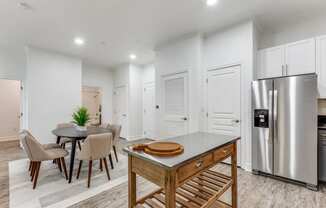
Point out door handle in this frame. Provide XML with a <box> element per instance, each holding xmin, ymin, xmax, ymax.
<box><xmin>274</xmin><ymin>90</ymin><xmax>278</xmax><ymax>143</ymax></box>
<box><xmin>268</xmin><ymin>90</ymin><xmax>273</xmax><ymax>144</ymax></box>
<box><xmin>232</xmin><ymin>119</ymin><xmax>240</xmax><ymax>123</ymax></box>
<box><xmin>182</xmin><ymin>117</ymin><xmax>188</xmax><ymax>121</ymax></box>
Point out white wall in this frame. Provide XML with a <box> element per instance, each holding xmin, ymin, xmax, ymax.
<box><xmin>129</xmin><ymin>64</ymin><xmax>143</xmax><ymax>139</ymax></box>
<box><xmin>155</xmin><ymin>34</ymin><xmax>202</xmax><ymax>137</ymax></box>
<box><xmin>203</xmin><ymin>21</ymin><xmax>255</xmax><ymax>170</ymax></box>
<box><xmin>113</xmin><ymin>64</ymin><xmax>130</xmax><ymax>87</ymax></box>
<box><xmin>26</xmin><ymin>47</ymin><xmax>82</xmax><ymax>143</ymax></box>
<box><xmin>0</xmin><ymin>46</ymin><xmax>26</xmax><ymax>80</ymax></box>
<box><xmin>82</xmin><ymin>63</ymin><xmax>114</xmax><ymax>124</ymax></box>
<box><xmin>142</xmin><ymin>64</ymin><xmax>155</xmax><ymax>84</ymax></box>
<box><xmin>260</xmin><ymin>14</ymin><xmax>326</xmax><ymax>49</ymax></box>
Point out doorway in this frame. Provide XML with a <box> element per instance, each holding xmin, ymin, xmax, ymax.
<box><xmin>161</xmin><ymin>72</ymin><xmax>189</xmax><ymax>138</ymax></box>
<box><xmin>207</xmin><ymin>65</ymin><xmax>241</xmax><ymax>164</ymax></box>
<box><xmin>143</xmin><ymin>82</ymin><xmax>155</xmax><ymax>138</ymax></box>
<box><xmin>82</xmin><ymin>86</ymin><xmax>102</xmax><ymax>126</ymax></box>
<box><xmin>0</xmin><ymin>79</ymin><xmax>21</xmax><ymax>141</ymax></box>
<box><xmin>113</xmin><ymin>85</ymin><xmax>128</xmax><ymax>138</ymax></box>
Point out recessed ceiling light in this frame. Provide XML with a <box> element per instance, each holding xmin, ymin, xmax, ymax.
<box><xmin>129</xmin><ymin>54</ymin><xmax>137</xmax><ymax>60</ymax></box>
<box><xmin>206</xmin><ymin>0</ymin><xmax>218</xmax><ymax>6</ymax></box>
<box><xmin>74</xmin><ymin>37</ymin><xmax>85</xmax><ymax>46</ymax></box>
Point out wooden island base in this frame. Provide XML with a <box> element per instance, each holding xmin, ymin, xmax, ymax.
<box><xmin>125</xmin><ymin>132</ymin><xmax>239</xmax><ymax>208</ymax></box>
<box><xmin>135</xmin><ymin>169</ymin><xmax>232</xmax><ymax>208</ymax></box>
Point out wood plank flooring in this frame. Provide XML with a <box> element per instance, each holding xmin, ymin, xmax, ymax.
<box><xmin>1</xmin><ymin>139</ymin><xmax>326</xmax><ymax>208</ymax></box>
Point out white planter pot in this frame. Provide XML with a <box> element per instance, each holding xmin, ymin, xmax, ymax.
<box><xmin>76</xmin><ymin>125</ymin><xmax>87</xmax><ymax>131</ymax></box>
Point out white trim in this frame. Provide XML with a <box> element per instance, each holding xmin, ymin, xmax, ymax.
<box><xmin>142</xmin><ymin>82</ymin><xmax>155</xmax><ymax>139</ymax></box>
<box><xmin>206</xmin><ymin>62</ymin><xmax>242</xmax><ymax>72</ymax></box>
<box><xmin>125</xmin><ymin>135</ymin><xmax>144</xmax><ymax>141</ymax></box>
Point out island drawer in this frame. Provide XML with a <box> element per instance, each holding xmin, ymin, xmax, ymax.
<box><xmin>176</xmin><ymin>153</ymin><xmax>213</xmax><ymax>184</ymax></box>
<box><xmin>213</xmin><ymin>144</ymin><xmax>233</xmax><ymax>162</ymax></box>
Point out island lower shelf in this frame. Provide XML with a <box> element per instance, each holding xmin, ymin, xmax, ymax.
<box><xmin>135</xmin><ymin>169</ymin><xmax>232</xmax><ymax>208</ymax></box>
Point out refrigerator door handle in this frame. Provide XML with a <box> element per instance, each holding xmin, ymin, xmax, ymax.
<box><xmin>268</xmin><ymin>90</ymin><xmax>273</xmax><ymax>143</ymax></box>
<box><xmin>273</xmin><ymin>90</ymin><xmax>278</xmax><ymax>143</ymax></box>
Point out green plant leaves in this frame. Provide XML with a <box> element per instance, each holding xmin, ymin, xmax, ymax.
<box><xmin>72</xmin><ymin>106</ymin><xmax>90</xmax><ymax>126</ymax></box>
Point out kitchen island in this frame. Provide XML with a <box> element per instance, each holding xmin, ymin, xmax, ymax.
<box><xmin>124</xmin><ymin>132</ymin><xmax>240</xmax><ymax>208</ymax></box>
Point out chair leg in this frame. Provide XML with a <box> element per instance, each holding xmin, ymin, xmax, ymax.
<box><xmin>103</xmin><ymin>158</ymin><xmax>111</xmax><ymax>180</ymax></box>
<box><xmin>109</xmin><ymin>154</ymin><xmax>114</xmax><ymax>169</ymax></box>
<box><xmin>78</xmin><ymin>141</ymin><xmax>82</xmax><ymax>150</ymax></box>
<box><xmin>87</xmin><ymin>160</ymin><xmax>93</xmax><ymax>188</ymax></box>
<box><xmin>76</xmin><ymin>160</ymin><xmax>83</xmax><ymax>179</ymax></box>
<box><xmin>31</xmin><ymin>162</ymin><xmax>36</xmax><ymax>180</ymax></box>
<box><xmin>99</xmin><ymin>159</ymin><xmax>103</xmax><ymax>171</ymax></box>
<box><xmin>33</xmin><ymin>162</ymin><xmax>41</xmax><ymax>189</ymax></box>
<box><xmin>57</xmin><ymin>159</ymin><xmax>62</xmax><ymax>172</ymax></box>
<box><xmin>60</xmin><ymin>157</ymin><xmax>68</xmax><ymax>180</ymax></box>
<box><xmin>113</xmin><ymin>146</ymin><xmax>118</xmax><ymax>162</ymax></box>
<box><xmin>29</xmin><ymin>161</ymin><xmax>32</xmax><ymax>171</ymax></box>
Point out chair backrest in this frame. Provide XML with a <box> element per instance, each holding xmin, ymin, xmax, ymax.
<box><xmin>20</xmin><ymin>130</ymin><xmax>49</xmax><ymax>161</ymax></box>
<box><xmin>79</xmin><ymin>133</ymin><xmax>113</xmax><ymax>160</ymax></box>
<box><xmin>107</xmin><ymin>124</ymin><xmax>122</xmax><ymax>145</ymax></box>
<box><xmin>19</xmin><ymin>130</ymin><xmax>32</xmax><ymax>160</ymax></box>
<box><xmin>57</xmin><ymin>123</ymin><xmax>74</xmax><ymax>128</ymax></box>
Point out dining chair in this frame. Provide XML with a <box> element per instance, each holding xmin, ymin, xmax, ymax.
<box><xmin>57</xmin><ymin>123</ymin><xmax>82</xmax><ymax>150</ymax></box>
<box><xmin>19</xmin><ymin>130</ymin><xmax>62</xmax><ymax>171</ymax></box>
<box><xmin>76</xmin><ymin>133</ymin><xmax>112</xmax><ymax>188</ymax></box>
<box><xmin>20</xmin><ymin>132</ymin><xmax>69</xmax><ymax>189</ymax></box>
<box><xmin>106</xmin><ymin>124</ymin><xmax>122</xmax><ymax>163</ymax></box>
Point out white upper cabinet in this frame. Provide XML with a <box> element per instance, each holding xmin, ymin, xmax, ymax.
<box><xmin>317</xmin><ymin>35</ymin><xmax>326</xmax><ymax>98</ymax></box>
<box><xmin>285</xmin><ymin>38</ymin><xmax>316</xmax><ymax>76</ymax></box>
<box><xmin>257</xmin><ymin>46</ymin><xmax>285</xmax><ymax>79</ymax></box>
<box><xmin>258</xmin><ymin>38</ymin><xmax>316</xmax><ymax>79</ymax></box>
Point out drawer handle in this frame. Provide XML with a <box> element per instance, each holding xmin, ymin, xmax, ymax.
<box><xmin>223</xmin><ymin>150</ymin><xmax>228</xmax><ymax>154</ymax></box>
<box><xmin>195</xmin><ymin>160</ymin><xmax>203</xmax><ymax>168</ymax></box>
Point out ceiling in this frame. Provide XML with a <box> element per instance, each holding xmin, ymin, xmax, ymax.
<box><xmin>1</xmin><ymin>0</ymin><xmax>326</xmax><ymax>68</ymax></box>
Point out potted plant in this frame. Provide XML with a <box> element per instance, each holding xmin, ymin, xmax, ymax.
<box><xmin>72</xmin><ymin>107</ymin><xmax>90</xmax><ymax>131</ymax></box>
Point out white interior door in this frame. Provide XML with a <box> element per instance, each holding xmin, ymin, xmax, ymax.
<box><xmin>113</xmin><ymin>86</ymin><xmax>128</xmax><ymax>138</ymax></box>
<box><xmin>162</xmin><ymin>73</ymin><xmax>188</xmax><ymax>138</ymax></box>
<box><xmin>82</xmin><ymin>86</ymin><xmax>101</xmax><ymax>125</ymax></box>
<box><xmin>0</xmin><ymin>79</ymin><xmax>21</xmax><ymax>140</ymax></box>
<box><xmin>207</xmin><ymin>65</ymin><xmax>241</xmax><ymax>164</ymax></box>
<box><xmin>143</xmin><ymin>82</ymin><xmax>155</xmax><ymax>138</ymax></box>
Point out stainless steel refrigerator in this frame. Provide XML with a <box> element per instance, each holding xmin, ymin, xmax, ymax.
<box><xmin>252</xmin><ymin>74</ymin><xmax>318</xmax><ymax>189</ymax></box>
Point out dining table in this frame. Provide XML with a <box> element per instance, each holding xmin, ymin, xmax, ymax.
<box><xmin>52</xmin><ymin>126</ymin><xmax>113</xmax><ymax>183</ymax></box>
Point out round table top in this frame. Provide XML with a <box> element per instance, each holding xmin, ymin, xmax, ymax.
<box><xmin>52</xmin><ymin>126</ymin><xmax>112</xmax><ymax>139</ymax></box>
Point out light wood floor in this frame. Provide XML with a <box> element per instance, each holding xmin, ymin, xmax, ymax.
<box><xmin>1</xmin><ymin>139</ymin><xmax>326</xmax><ymax>208</ymax></box>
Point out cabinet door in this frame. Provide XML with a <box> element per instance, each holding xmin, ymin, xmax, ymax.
<box><xmin>258</xmin><ymin>46</ymin><xmax>284</xmax><ymax>79</ymax></box>
<box><xmin>285</xmin><ymin>38</ymin><xmax>316</xmax><ymax>76</ymax></box>
<box><xmin>317</xmin><ymin>36</ymin><xmax>326</xmax><ymax>98</ymax></box>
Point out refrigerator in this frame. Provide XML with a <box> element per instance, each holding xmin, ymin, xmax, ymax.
<box><xmin>252</xmin><ymin>74</ymin><xmax>318</xmax><ymax>189</ymax></box>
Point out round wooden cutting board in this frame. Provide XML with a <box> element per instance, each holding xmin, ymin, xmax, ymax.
<box><xmin>146</xmin><ymin>142</ymin><xmax>181</xmax><ymax>152</ymax></box>
<box><xmin>142</xmin><ymin>142</ymin><xmax>184</xmax><ymax>157</ymax></box>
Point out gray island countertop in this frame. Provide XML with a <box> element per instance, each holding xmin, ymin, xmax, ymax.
<box><xmin>123</xmin><ymin>132</ymin><xmax>240</xmax><ymax>169</ymax></box>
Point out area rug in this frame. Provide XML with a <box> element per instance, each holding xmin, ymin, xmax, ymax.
<box><xmin>9</xmin><ymin>154</ymin><xmax>128</xmax><ymax>208</ymax></box>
